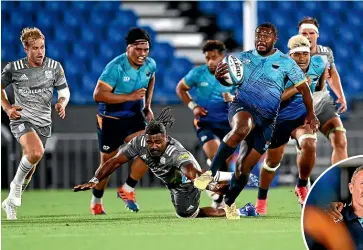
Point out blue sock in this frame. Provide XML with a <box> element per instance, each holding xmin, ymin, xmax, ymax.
<box><xmin>224</xmin><ymin>174</ymin><xmax>249</xmax><ymax>206</ymax></box>
<box><xmin>209</xmin><ymin>141</ymin><xmax>236</xmax><ymax>176</ymax></box>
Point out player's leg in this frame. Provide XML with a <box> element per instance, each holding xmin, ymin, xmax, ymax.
<box><xmin>90</xmin><ymin>115</ymin><xmax>123</xmax><ymax>214</ymax></box>
<box><xmin>292</xmin><ymin>125</ymin><xmax>317</xmax><ymax>205</ymax></box>
<box><xmin>316</xmin><ymin>95</ymin><xmax>347</xmax><ymax>164</ymax></box>
<box><xmin>256</xmin><ymin>145</ymin><xmax>286</xmax><ymax>215</ymax></box>
<box><xmin>320</xmin><ymin>117</ymin><xmax>347</xmax><ymax>164</ymax></box>
<box><xmin>194</xmin><ymin>102</ymin><xmax>254</xmax><ymax>190</ymax></box>
<box><xmin>2</xmin><ymin>126</ymin><xmax>44</xmax><ymax>220</ymax></box>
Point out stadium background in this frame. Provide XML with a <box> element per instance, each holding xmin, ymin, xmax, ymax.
<box><xmin>2</xmin><ymin>1</ymin><xmax>363</xmax><ymax>190</ymax></box>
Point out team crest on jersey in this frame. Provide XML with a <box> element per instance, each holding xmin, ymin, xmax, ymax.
<box><xmin>160</xmin><ymin>157</ymin><xmax>166</xmax><ymax>164</ymax></box>
<box><xmin>178</xmin><ymin>152</ymin><xmax>190</xmax><ymax>161</ymax></box>
<box><xmin>141</xmin><ymin>154</ymin><xmax>147</xmax><ymax>160</ymax></box>
<box><xmin>45</xmin><ymin>70</ymin><xmax>53</xmax><ymax>79</ymax></box>
<box><xmin>123</xmin><ymin>76</ymin><xmax>130</xmax><ymax>81</ymax></box>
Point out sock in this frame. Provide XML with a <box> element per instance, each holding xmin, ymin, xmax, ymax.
<box><xmin>91</xmin><ymin>188</ymin><xmax>104</xmax><ymax>204</ymax></box>
<box><xmin>257</xmin><ymin>187</ymin><xmax>269</xmax><ymax>200</ymax></box>
<box><xmin>209</xmin><ymin>141</ymin><xmax>236</xmax><ymax>176</ymax></box>
<box><xmin>124</xmin><ymin>176</ymin><xmax>137</xmax><ymax>190</ymax></box>
<box><xmin>224</xmin><ymin>174</ymin><xmax>250</xmax><ymax>206</ymax></box>
<box><xmin>213</xmin><ymin>171</ymin><xmax>233</xmax><ymax>182</ymax></box>
<box><xmin>22</xmin><ymin>178</ymin><xmax>31</xmax><ymax>192</ymax></box>
<box><xmin>13</xmin><ymin>156</ymin><xmax>34</xmax><ymax>185</ymax></box>
<box><xmin>297</xmin><ymin>178</ymin><xmax>308</xmax><ymax>187</ymax></box>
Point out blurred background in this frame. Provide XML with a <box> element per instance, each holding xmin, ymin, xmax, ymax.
<box><xmin>1</xmin><ymin>1</ymin><xmax>363</xmax><ymax>190</ymax></box>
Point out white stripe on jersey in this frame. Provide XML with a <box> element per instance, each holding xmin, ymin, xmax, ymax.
<box><xmin>19</xmin><ymin>60</ymin><xmax>24</xmax><ymax>69</ymax></box>
<box><xmin>166</xmin><ymin>146</ymin><xmax>176</xmax><ymax>156</ymax></box>
<box><xmin>168</xmin><ymin>147</ymin><xmax>176</xmax><ymax>155</ymax></box>
<box><xmin>48</xmin><ymin>59</ymin><xmax>51</xmax><ymax>68</ymax></box>
<box><xmin>141</xmin><ymin>136</ymin><xmax>145</xmax><ymax>147</ymax></box>
<box><xmin>14</xmin><ymin>61</ymin><xmax>18</xmax><ymax>70</ymax></box>
<box><xmin>51</xmin><ymin>59</ymin><xmax>56</xmax><ymax>69</ymax></box>
<box><xmin>165</xmin><ymin>145</ymin><xmax>172</xmax><ymax>154</ymax></box>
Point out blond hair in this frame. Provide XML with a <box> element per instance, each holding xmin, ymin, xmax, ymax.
<box><xmin>20</xmin><ymin>27</ymin><xmax>45</xmax><ymax>47</ymax></box>
<box><xmin>287</xmin><ymin>34</ymin><xmax>310</xmax><ymax>50</ymax></box>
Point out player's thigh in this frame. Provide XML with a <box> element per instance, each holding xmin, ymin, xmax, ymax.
<box><xmin>97</xmin><ymin>115</ymin><xmax>124</xmax><ymax>154</ymax></box>
<box><xmin>228</xmin><ymin>102</ymin><xmax>254</xmax><ymax>131</ymax></box>
<box><xmin>266</xmin><ymin>145</ymin><xmax>286</xmax><ymax>167</ymax></box>
<box><xmin>320</xmin><ymin>116</ymin><xmax>344</xmax><ymax>139</ymax></box>
<box><xmin>11</xmin><ymin>121</ymin><xmax>44</xmax><ymax>156</ymax></box>
<box><xmin>202</xmin><ymin>139</ymin><xmax>221</xmax><ymax>160</ymax></box>
<box><xmin>171</xmin><ymin>186</ymin><xmax>201</xmax><ymax>218</ymax></box>
<box><xmin>124</xmin><ymin>115</ymin><xmax>147</xmax><ymax>143</ymax></box>
<box><xmin>315</xmin><ymin>96</ymin><xmax>340</xmax><ymax>134</ymax></box>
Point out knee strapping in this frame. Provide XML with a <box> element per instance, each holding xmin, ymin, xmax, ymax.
<box><xmin>262</xmin><ymin>160</ymin><xmax>280</xmax><ymax>172</ymax></box>
<box><xmin>327</xmin><ymin>126</ymin><xmax>346</xmax><ymax>138</ymax></box>
<box><xmin>297</xmin><ymin>134</ymin><xmax>317</xmax><ymax>147</ymax></box>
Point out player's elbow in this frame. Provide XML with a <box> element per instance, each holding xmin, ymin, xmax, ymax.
<box><xmin>93</xmin><ymin>88</ymin><xmax>103</xmax><ymax>103</ymax></box>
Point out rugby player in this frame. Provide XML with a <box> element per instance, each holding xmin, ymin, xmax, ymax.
<box><xmin>1</xmin><ymin>27</ymin><xmax>70</xmax><ymax>220</ymax></box>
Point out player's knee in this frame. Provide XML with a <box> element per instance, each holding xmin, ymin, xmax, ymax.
<box><xmin>300</xmin><ymin>138</ymin><xmax>317</xmax><ymax>153</ymax></box>
<box><xmin>264</xmin><ymin>160</ymin><xmax>280</xmax><ymax>172</ymax></box>
<box><xmin>27</xmin><ymin>148</ymin><xmax>44</xmax><ymax>164</ymax></box>
<box><xmin>231</xmin><ymin>126</ymin><xmax>249</xmax><ymax>142</ymax></box>
<box><xmin>332</xmin><ymin>134</ymin><xmax>347</xmax><ymax>151</ymax></box>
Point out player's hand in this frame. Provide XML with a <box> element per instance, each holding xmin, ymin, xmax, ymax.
<box><xmin>336</xmin><ymin>96</ymin><xmax>347</xmax><ymax>114</ymax></box>
<box><xmin>222</xmin><ymin>92</ymin><xmax>235</xmax><ymax>102</ymax></box>
<box><xmin>6</xmin><ymin>105</ymin><xmax>22</xmax><ymax>120</ymax></box>
<box><xmin>55</xmin><ymin>103</ymin><xmax>66</xmax><ymax>119</ymax></box>
<box><xmin>325</xmin><ymin>202</ymin><xmax>344</xmax><ymax>223</ymax></box>
<box><xmin>207</xmin><ymin>182</ymin><xmax>229</xmax><ymax>195</ymax></box>
<box><xmin>304</xmin><ymin>112</ymin><xmax>319</xmax><ymax>132</ymax></box>
<box><xmin>215</xmin><ymin>62</ymin><xmax>229</xmax><ymax>80</ymax></box>
<box><xmin>129</xmin><ymin>88</ymin><xmax>146</xmax><ymax>101</ymax></box>
<box><xmin>143</xmin><ymin>107</ymin><xmax>154</xmax><ymax>122</ymax></box>
<box><xmin>73</xmin><ymin>182</ymin><xmax>97</xmax><ymax>192</ymax></box>
<box><xmin>193</xmin><ymin>106</ymin><xmax>208</xmax><ymax>117</ymax></box>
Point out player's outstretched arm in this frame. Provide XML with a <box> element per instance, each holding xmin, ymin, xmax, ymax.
<box><xmin>143</xmin><ymin>74</ymin><xmax>155</xmax><ymax>122</ymax></box>
<box><xmin>296</xmin><ymin>82</ymin><xmax>319</xmax><ymax>132</ymax></box>
<box><xmin>73</xmin><ymin>151</ymin><xmax>130</xmax><ymax>192</ymax></box>
<box><xmin>93</xmin><ymin>80</ymin><xmax>146</xmax><ymax>104</ymax></box>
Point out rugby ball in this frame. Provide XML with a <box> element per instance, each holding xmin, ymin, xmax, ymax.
<box><xmin>220</xmin><ymin>55</ymin><xmax>244</xmax><ymax>86</ymax></box>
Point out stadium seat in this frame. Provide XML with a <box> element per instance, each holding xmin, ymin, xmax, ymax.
<box><xmin>217</xmin><ymin>13</ymin><xmax>241</xmax><ymax>31</ymax></box>
<box><xmin>71</xmin><ymin>1</ymin><xmax>96</xmax><ymax>12</ymax></box>
<box><xmin>113</xmin><ymin>10</ymin><xmax>138</xmax><ymax>28</ymax></box>
<box><xmin>198</xmin><ymin>1</ymin><xmax>221</xmax><ymax>15</ymax></box>
<box><xmin>170</xmin><ymin>57</ymin><xmax>194</xmax><ymax>77</ymax></box>
<box><xmin>94</xmin><ymin>1</ymin><xmax>121</xmax><ymax>11</ymax></box>
<box><xmin>91</xmin><ymin>59</ymin><xmax>109</xmax><ymax>78</ymax></box>
<box><xmin>44</xmin><ymin>1</ymin><xmax>69</xmax><ymax>12</ymax></box>
<box><xmin>64</xmin><ymin>10</ymin><xmax>86</xmax><ymax>28</ymax></box>
<box><xmin>64</xmin><ymin>57</ymin><xmax>86</xmax><ymax>78</ymax></box>
<box><xmin>150</xmin><ymin>42</ymin><xmax>175</xmax><ymax>66</ymax></box>
<box><xmin>19</xmin><ymin>1</ymin><xmax>43</xmax><ymax>12</ymax></box>
<box><xmin>72</xmin><ymin>42</ymin><xmax>96</xmax><ymax>61</ymax></box>
<box><xmin>99</xmin><ymin>41</ymin><xmax>124</xmax><ymax>62</ymax></box>
<box><xmin>225</xmin><ymin>1</ymin><xmax>242</xmax><ymax>13</ymax></box>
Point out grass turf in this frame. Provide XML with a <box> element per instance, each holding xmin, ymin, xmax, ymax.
<box><xmin>2</xmin><ymin>187</ymin><xmax>306</xmax><ymax>250</ymax></box>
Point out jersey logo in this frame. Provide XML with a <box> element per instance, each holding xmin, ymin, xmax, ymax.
<box><xmin>186</xmin><ymin>205</ymin><xmax>195</xmax><ymax>211</ymax></box>
<box><xmin>272</xmin><ymin>64</ymin><xmax>280</xmax><ymax>69</ymax></box>
<box><xmin>103</xmin><ymin>145</ymin><xmax>110</xmax><ymax>151</ymax></box>
<box><xmin>201</xmin><ymin>135</ymin><xmax>208</xmax><ymax>142</ymax></box>
<box><xmin>145</xmin><ymin>71</ymin><xmax>152</xmax><ymax>77</ymax></box>
<box><xmin>200</xmin><ymin>82</ymin><xmax>208</xmax><ymax>87</ymax></box>
<box><xmin>141</xmin><ymin>154</ymin><xmax>147</xmax><ymax>160</ymax></box>
<box><xmin>45</xmin><ymin>70</ymin><xmax>53</xmax><ymax>79</ymax></box>
<box><xmin>123</xmin><ymin>76</ymin><xmax>130</xmax><ymax>82</ymax></box>
<box><xmin>19</xmin><ymin>74</ymin><xmax>28</xmax><ymax>81</ymax></box>
<box><xmin>178</xmin><ymin>152</ymin><xmax>190</xmax><ymax>161</ymax></box>
<box><xmin>160</xmin><ymin>157</ymin><xmax>166</xmax><ymax>164</ymax></box>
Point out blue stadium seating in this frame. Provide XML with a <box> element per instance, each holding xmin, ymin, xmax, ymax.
<box><xmin>1</xmin><ymin>1</ymin><xmax>362</xmax><ymax>105</ymax></box>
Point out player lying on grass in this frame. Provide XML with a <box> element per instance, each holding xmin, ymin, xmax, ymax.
<box><xmin>73</xmin><ymin>108</ymin><xmax>258</xmax><ymax>218</ymax></box>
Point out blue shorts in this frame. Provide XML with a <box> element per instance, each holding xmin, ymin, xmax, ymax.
<box><xmin>96</xmin><ymin>114</ymin><xmax>146</xmax><ymax>153</ymax></box>
<box><xmin>228</xmin><ymin>101</ymin><xmax>275</xmax><ymax>155</ymax></box>
<box><xmin>269</xmin><ymin>114</ymin><xmax>306</xmax><ymax>149</ymax></box>
<box><xmin>194</xmin><ymin>119</ymin><xmax>230</xmax><ymax>146</ymax></box>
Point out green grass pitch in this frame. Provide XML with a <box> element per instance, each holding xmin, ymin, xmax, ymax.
<box><xmin>2</xmin><ymin>187</ymin><xmax>306</xmax><ymax>250</ymax></box>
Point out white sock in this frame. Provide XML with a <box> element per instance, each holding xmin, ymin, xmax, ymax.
<box><xmin>13</xmin><ymin>156</ymin><xmax>34</xmax><ymax>185</ymax></box>
<box><xmin>91</xmin><ymin>195</ymin><xmax>102</xmax><ymax>205</ymax></box>
<box><xmin>213</xmin><ymin>171</ymin><xmax>233</xmax><ymax>182</ymax></box>
<box><xmin>122</xmin><ymin>183</ymin><xmax>134</xmax><ymax>192</ymax></box>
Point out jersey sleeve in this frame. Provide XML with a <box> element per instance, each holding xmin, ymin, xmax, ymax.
<box><xmin>98</xmin><ymin>60</ymin><xmax>120</xmax><ymax>89</ymax></box>
<box><xmin>120</xmin><ymin>136</ymin><xmax>142</xmax><ymax>159</ymax></box>
<box><xmin>54</xmin><ymin>63</ymin><xmax>68</xmax><ymax>90</ymax></box>
<box><xmin>287</xmin><ymin>60</ymin><xmax>307</xmax><ymax>87</ymax></box>
<box><xmin>183</xmin><ymin>67</ymin><xmax>198</xmax><ymax>88</ymax></box>
<box><xmin>172</xmin><ymin>151</ymin><xmax>195</xmax><ymax>169</ymax></box>
<box><xmin>148</xmin><ymin>57</ymin><xmax>157</xmax><ymax>75</ymax></box>
<box><xmin>326</xmin><ymin>47</ymin><xmax>335</xmax><ymax>68</ymax></box>
<box><xmin>1</xmin><ymin>63</ymin><xmax>13</xmax><ymax>88</ymax></box>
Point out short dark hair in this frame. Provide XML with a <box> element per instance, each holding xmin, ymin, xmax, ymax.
<box><xmin>298</xmin><ymin>17</ymin><xmax>320</xmax><ymax>29</ymax></box>
<box><xmin>202</xmin><ymin>40</ymin><xmax>226</xmax><ymax>53</ymax></box>
<box><xmin>256</xmin><ymin>22</ymin><xmax>278</xmax><ymax>36</ymax></box>
<box><xmin>145</xmin><ymin>107</ymin><xmax>175</xmax><ymax>135</ymax></box>
<box><xmin>125</xmin><ymin>27</ymin><xmax>151</xmax><ymax>46</ymax></box>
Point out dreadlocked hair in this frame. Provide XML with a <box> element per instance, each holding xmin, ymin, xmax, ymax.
<box><xmin>145</xmin><ymin>107</ymin><xmax>175</xmax><ymax>135</ymax></box>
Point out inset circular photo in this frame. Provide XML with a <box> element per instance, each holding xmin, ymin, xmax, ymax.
<box><xmin>302</xmin><ymin>155</ymin><xmax>363</xmax><ymax>250</ymax></box>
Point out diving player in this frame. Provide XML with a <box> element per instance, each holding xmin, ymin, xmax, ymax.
<box><xmin>74</xmin><ymin>108</ymin><xmax>258</xmax><ymax>218</ymax></box>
